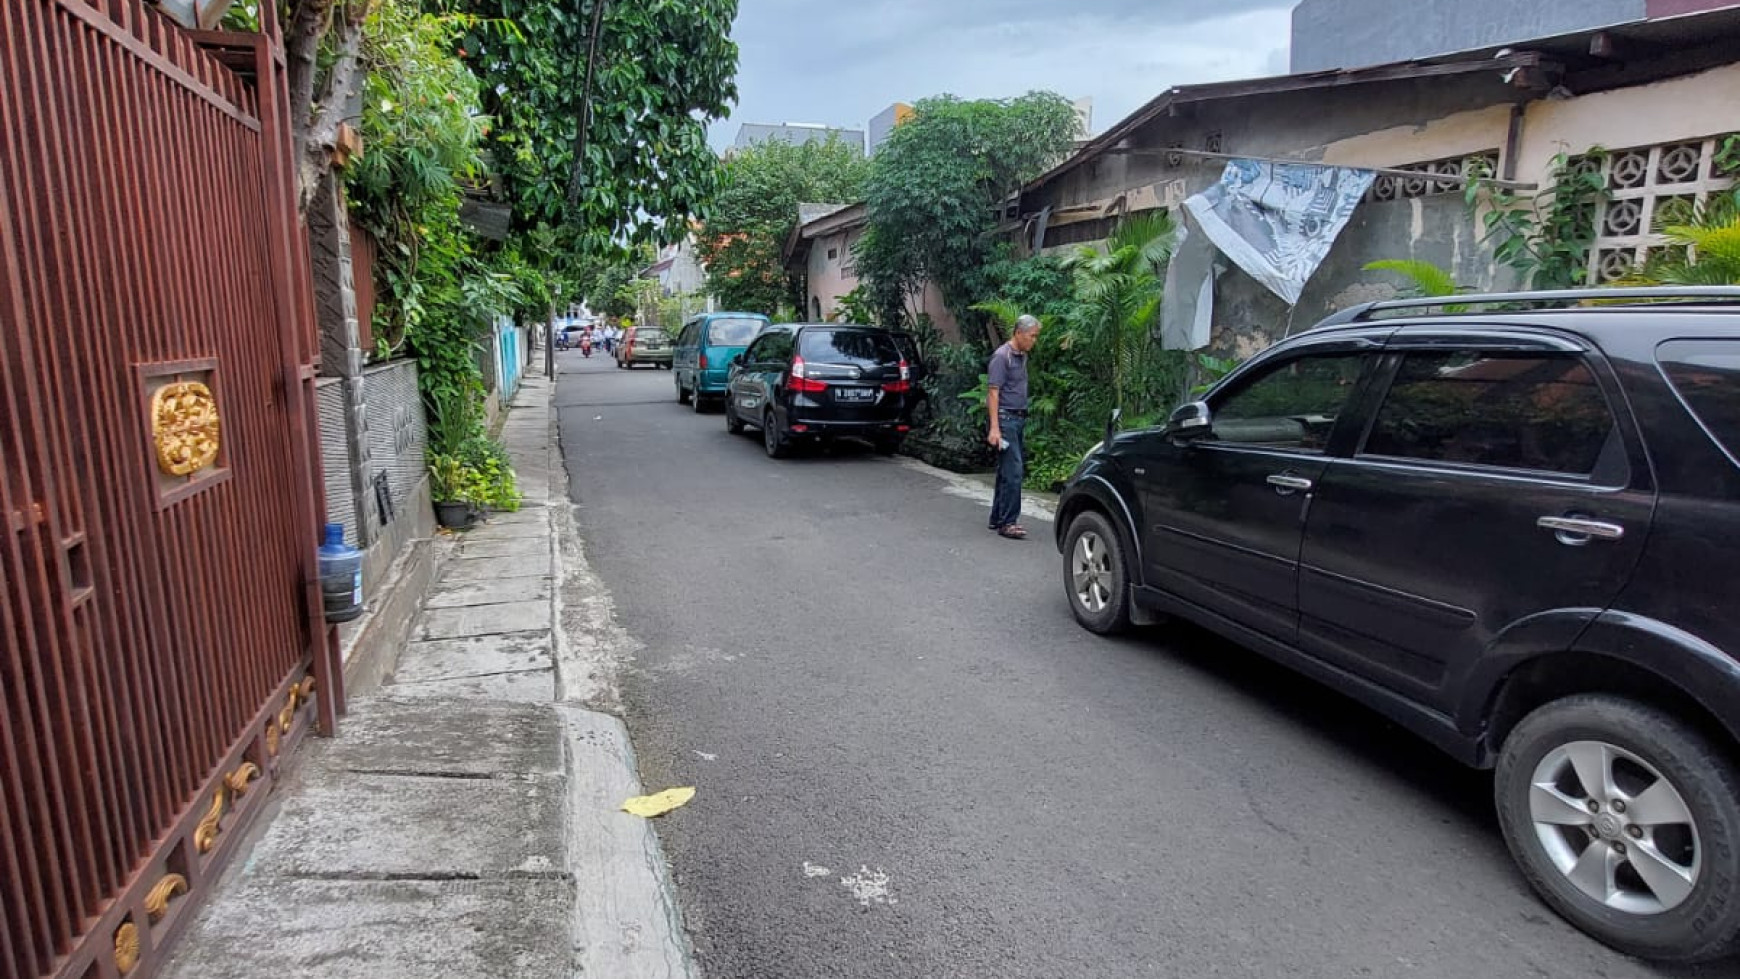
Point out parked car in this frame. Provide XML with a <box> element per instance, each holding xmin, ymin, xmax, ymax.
<box><xmin>673</xmin><ymin>312</ymin><xmax>769</xmax><ymax>411</ymax></box>
<box><xmin>724</xmin><ymin>324</ymin><xmax>915</xmax><ymax>458</ymax></box>
<box><xmin>1056</xmin><ymin>287</ymin><xmax>1740</xmax><ymax>964</ymax></box>
<box><xmin>616</xmin><ymin>326</ymin><xmax>673</xmax><ymax>369</ymax></box>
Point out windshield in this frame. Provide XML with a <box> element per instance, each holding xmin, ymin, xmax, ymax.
<box><xmin>636</xmin><ymin>329</ymin><xmax>669</xmax><ymax>344</ymax></box>
<box><xmin>706</xmin><ymin>318</ymin><xmax>763</xmax><ymax>347</ymax></box>
<box><xmin>799</xmin><ymin>329</ymin><xmax>900</xmax><ymax>367</ymax></box>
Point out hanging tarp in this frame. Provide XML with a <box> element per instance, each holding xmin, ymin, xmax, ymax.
<box><xmin>1182</xmin><ymin>160</ymin><xmax>1375</xmax><ymax>306</ymax></box>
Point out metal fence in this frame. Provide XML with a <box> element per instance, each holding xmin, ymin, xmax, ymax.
<box><xmin>0</xmin><ymin>3</ymin><xmax>333</xmax><ymax>978</ymax></box>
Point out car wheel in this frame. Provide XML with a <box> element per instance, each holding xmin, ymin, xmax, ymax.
<box><xmin>873</xmin><ymin>435</ymin><xmax>901</xmax><ymax>456</ymax></box>
<box><xmin>691</xmin><ymin>386</ymin><xmax>707</xmax><ymax>413</ymax></box>
<box><xmin>762</xmin><ymin>409</ymin><xmax>788</xmax><ymax>459</ymax></box>
<box><xmin>1062</xmin><ymin>510</ymin><xmax>1130</xmax><ymax>634</ymax></box>
<box><xmin>1495</xmin><ymin>694</ymin><xmax>1740</xmax><ymax>964</ymax></box>
<box><xmin>725</xmin><ymin>399</ymin><xmax>745</xmax><ymax>435</ymax></box>
<box><xmin>677</xmin><ymin>379</ymin><xmax>691</xmax><ymax>404</ymax></box>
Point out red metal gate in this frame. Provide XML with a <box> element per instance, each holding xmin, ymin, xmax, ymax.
<box><xmin>0</xmin><ymin>3</ymin><xmax>337</xmax><ymax>978</ymax></box>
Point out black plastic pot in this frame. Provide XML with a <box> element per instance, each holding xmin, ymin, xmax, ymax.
<box><xmin>434</xmin><ymin>500</ymin><xmax>476</xmax><ymax>530</ymax></box>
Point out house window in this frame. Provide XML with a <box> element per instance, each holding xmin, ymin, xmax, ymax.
<box><xmin>1588</xmin><ymin>137</ymin><xmax>1737</xmax><ymax>283</ymax></box>
<box><xmin>827</xmin><ymin>248</ymin><xmax>838</xmax><ymax>260</ymax></box>
<box><xmin>1365</xmin><ymin>151</ymin><xmax>1499</xmax><ymax>203</ymax></box>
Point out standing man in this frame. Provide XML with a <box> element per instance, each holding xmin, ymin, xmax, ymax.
<box><xmin>986</xmin><ymin>314</ymin><xmax>1040</xmax><ymax>540</ymax></box>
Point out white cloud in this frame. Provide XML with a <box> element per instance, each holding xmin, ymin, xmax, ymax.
<box><xmin>710</xmin><ymin>0</ymin><xmax>1298</xmax><ymax>148</ymax></box>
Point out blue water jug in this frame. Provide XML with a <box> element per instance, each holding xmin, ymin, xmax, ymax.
<box><xmin>318</xmin><ymin>523</ymin><xmax>364</xmax><ymax>623</ymax></box>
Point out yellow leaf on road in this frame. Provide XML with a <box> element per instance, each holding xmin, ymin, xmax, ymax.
<box><xmin>621</xmin><ymin>786</ymin><xmax>695</xmax><ymax>818</ymax></box>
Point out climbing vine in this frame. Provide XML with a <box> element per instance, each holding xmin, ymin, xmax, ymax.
<box><xmin>1465</xmin><ymin>150</ymin><xmax>1610</xmax><ymax>289</ymax></box>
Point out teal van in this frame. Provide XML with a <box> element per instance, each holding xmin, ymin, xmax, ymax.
<box><xmin>673</xmin><ymin>312</ymin><xmax>770</xmax><ymax>410</ymax></box>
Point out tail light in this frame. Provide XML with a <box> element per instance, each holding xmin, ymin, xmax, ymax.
<box><xmin>882</xmin><ymin>359</ymin><xmax>913</xmax><ymax>393</ymax></box>
<box><xmin>788</xmin><ymin>356</ymin><xmax>828</xmax><ymax>394</ymax></box>
<box><xmin>699</xmin><ymin>354</ymin><xmax>709</xmax><ymax>370</ymax></box>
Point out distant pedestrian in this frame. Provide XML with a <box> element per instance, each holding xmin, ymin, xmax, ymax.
<box><xmin>987</xmin><ymin>315</ymin><xmax>1041</xmax><ymax>540</ymax></box>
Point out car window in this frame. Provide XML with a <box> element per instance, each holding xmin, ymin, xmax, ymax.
<box><xmin>1208</xmin><ymin>353</ymin><xmax>1366</xmax><ymax>451</ymax></box>
<box><xmin>799</xmin><ymin>329</ymin><xmax>900</xmax><ymax>366</ymax></box>
<box><xmin>754</xmin><ymin>331</ymin><xmax>794</xmax><ymax>365</ymax></box>
<box><xmin>679</xmin><ymin>321</ymin><xmax>699</xmax><ymax>346</ymax></box>
<box><xmin>637</xmin><ymin>329</ymin><xmax>669</xmax><ymax>344</ymax></box>
<box><xmin>1658</xmin><ymin>339</ymin><xmax>1740</xmax><ymax>464</ymax></box>
<box><xmin>1362</xmin><ymin>351</ymin><xmax>1617</xmax><ymax>476</ymax></box>
<box><xmin>705</xmin><ymin>317</ymin><xmax>763</xmax><ymax>347</ymax></box>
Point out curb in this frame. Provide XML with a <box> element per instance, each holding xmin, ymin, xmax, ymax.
<box><xmin>539</xmin><ymin>369</ymin><xmax>699</xmax><ymax>977</ymax></box>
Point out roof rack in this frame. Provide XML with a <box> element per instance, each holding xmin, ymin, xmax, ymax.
<box><xmin>1314</xmin><ymin>286</ymin><xmax>1740</xmax><ymax>328</ymax></box>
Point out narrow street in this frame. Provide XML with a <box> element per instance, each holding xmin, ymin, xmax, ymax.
<box><xmin>553</xmin><ymin>350</ymin><xmax>1687</xmax><ymax>979</ymax></box>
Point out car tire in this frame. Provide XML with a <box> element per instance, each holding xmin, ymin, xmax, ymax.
<box><xmin>677</xmin><ymin>379</ymin><xmax>691</xmax><ymax>404</ymax></box>
<box><xmin>691</xmin><ymin>386</ymin><xmax>707</xmax><ymax>413</ymax></box>
<box><xmin>1494</xmin><ymin>694</ymin><xmax>1740</xmax><ymax>964</ymax></box>
<box><xmin>762</xmin><ymin>409</ymin><xmax>788</xmax><ymax>459</ymax></box>
<box><xmin>725</xmin><ymin>399</ymin><xmax>745</xmax><ymax>435</ymax></box>
<box><xmin>873</xmin><ymin>435</ymin><xmax>901</xmax><ymax>456</ymax></box>
<box><xmin>1062</xmin><ymin>510</ymin><xmax>1131</xmax><ymax>635</ymax></box>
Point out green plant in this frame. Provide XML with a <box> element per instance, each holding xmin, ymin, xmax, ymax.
<box><xmin>856</xmin><ymin>92</ymin><xmax>1081</xmax><ymax>340</ymax></box>
<box><xmin>1362</xmin><ymin>258</ymin><xmax>1470</xmax><ymax>312</ymax></box>
<box><xmin>445</xmin><ymin>0</ymin><xmax>738</xmax><ymax>248</ymax></box>
<box><xmin>1716</xmin><ymin>134</ymin><xmax>1740</xmax><ymax>177</ymax></box>
<box><xmin>1466</xmin><ymin>150</ymin><xmax>1609</xmax><ymax>289</ymax></box>
<box><xmin>831</xmin><ymin>286</ymin><xmax>882</xmax><ymax>326</ymax></box>
<box><xmin>1630</xmin><ymin>189</ymin><xmax>1740</xmax><ymax>286</ymax></box>
<box><xmin>1058</xmin><ymin>210</ymin><xmax>1180</xmax><ymax>418</ymax></box>
<box><xmin>699</xmin><ymin>136</ymin><xmax>870</xmax><ymax>314</ymax></box>
<box><xmin>427</xmin><ymin>439</ymin><xmax>520</xmax><ymax>510</ymax></box>
<box><xmin>1189</xmin><ymin>353</ymin><xmax>1241</xmax><ymax>397</ymax></box>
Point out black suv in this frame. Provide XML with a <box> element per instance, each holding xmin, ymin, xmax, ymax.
<box><xmin>724</xmin><ymin>324</ymin><xmax>915</xmax><ymax>458</ymax></box>
<box><xmin>1056</xmin><ymin>288</ymin><xmax>1740</xmax><ymax>963</ymax></box>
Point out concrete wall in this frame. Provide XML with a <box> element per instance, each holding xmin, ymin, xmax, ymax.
<box><xmin>315</xmin><ymin>360</ymin><xmax>431</xmax><ymax>596</ymax></box>
<box><xmin>1291</xmin><ymin>0</ymin><xmax>1644</xmax><ymax>72</ymax></box>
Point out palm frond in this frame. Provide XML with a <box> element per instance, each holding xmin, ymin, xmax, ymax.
<box><xmin>1362</xmin><ymin>259</ymin><xmax>1461</xmax><ymax>298</ymax></box>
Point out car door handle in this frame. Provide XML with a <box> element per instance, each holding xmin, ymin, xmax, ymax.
<box><xmin>1266</xmin><ymin>474</ymin><xmax>1314</xmax><ymax>492</ymax></box>
<box><xmin>1537</xmin><ymin>515</ymin><xmax>1625</xmax><ymax>544</ymax></box>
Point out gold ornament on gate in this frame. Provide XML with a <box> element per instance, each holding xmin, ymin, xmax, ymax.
<box><xmin>193</xmin><ymin>786</ymin><xmax>227</xmax><ymax>854</ymax></box>
<box><xmin>150</xmin><ymin>381</ymin><xmax>221</xmax><ymax>475</ymax></box>
<box><xmin>114</xmin><ymin>920</ymin><xmax>141</xmax><ymax>974</ymax></box>
<box><xmin>144</xmin><ymin>873</ymin><xmax>188</xmax><ymax>923</ymax></box>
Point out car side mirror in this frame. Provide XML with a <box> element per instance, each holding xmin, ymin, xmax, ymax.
<box><xmin>1105</xmin><ymin>407</ymin><xmax>1122</xmax><ymax>442</ymax></box>
<box><xmin>1164</xmin><ymin>401</ymin><xmax>1212</xmax><ymax>441</ymax></box>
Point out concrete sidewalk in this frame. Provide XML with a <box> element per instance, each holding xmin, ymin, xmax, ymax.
<box><xmin>163</xmin><ymin>372</ymin><xmax>689</xmax><ymax>979</ymax></box>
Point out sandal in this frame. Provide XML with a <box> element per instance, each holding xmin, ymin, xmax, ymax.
<box><xmin>996</xmin><ymin>525</ymin><xmax>1028</xmax><ymax>540</ymax></box>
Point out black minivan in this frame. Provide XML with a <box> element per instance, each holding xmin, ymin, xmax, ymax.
<box><xmin>724</xmin><ymin>324</ymin><xmax>914</xmax><ymax>458</ymax></box>
<box><xmin>1056</xmin><ymin>287</ymin><xmax>1740</xmax><ymax>964</ymax></box>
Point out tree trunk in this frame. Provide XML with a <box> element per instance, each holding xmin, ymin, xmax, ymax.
<box><xmin>284</xmin><ymin>0</ymin><xmax>371</xmax><ymax>217</ymax></box>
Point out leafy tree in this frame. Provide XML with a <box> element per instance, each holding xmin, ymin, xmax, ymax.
<box><xmin>699</xmin><ymin>136</ymin><xmax>870</xmax><ymax>314</ymax></box>
<box><xmin>445</xmin><ymin>0</ymin><xmax>740</xmax><ymax>247</ymax></box>
<box><xmin>856</xmin><ymin>93</ymin><xmax>1080</xmax><ymax>342</ymax></box>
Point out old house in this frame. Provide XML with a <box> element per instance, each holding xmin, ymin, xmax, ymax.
<box><xmin>782</xmin><ymin>202</ymin><xmax>963</xmax><ymax>338</ymax></box>
<box><xmin>1014</xmin><ymin>6</ymin><xmax>1740</xmax><ymax>356</ymax></box>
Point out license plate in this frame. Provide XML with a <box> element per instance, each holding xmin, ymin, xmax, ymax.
<box><xmin>835</xmin><ymin>387</ymin><xmax>874</xmax><ymax>402</ymax></box>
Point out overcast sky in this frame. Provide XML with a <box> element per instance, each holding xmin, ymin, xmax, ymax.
<box><xmin>707</xmin><ymin>0</ymin><xmax>1300</xmax><ymax>150</ymax></box>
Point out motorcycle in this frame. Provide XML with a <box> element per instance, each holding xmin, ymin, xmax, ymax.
<box><xmin>580</xmin><ymin>337</ymin><xmax>593</xmax><ymax>358</ymax></box>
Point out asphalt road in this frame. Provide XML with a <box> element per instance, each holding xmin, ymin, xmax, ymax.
<box><xmin>554</xmin><ymin>349</ymin><xmax>1707</xmax><ymax>979</ymax></box>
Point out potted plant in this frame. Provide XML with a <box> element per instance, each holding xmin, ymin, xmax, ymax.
<box><xmin>428</xmin><ymin>453</ymin><xmax>479</xmax><ymax>529</ymax></box>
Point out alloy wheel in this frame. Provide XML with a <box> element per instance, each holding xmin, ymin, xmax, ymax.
<box><xmin>1072</xmin><ymin>530</ymin><xmax>1113</xmax><ymax>612</ymax></box>
<box><xmin>1529</xmin><ymin>739</ymin><xmax>1700</xmax><ymax>915</ymax></box>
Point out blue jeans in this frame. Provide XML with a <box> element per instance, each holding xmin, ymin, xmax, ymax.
<box><xmin>990</xmin><ymin>412</ymin><xmax>1025</xmax><ymax>530</ymax></box>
